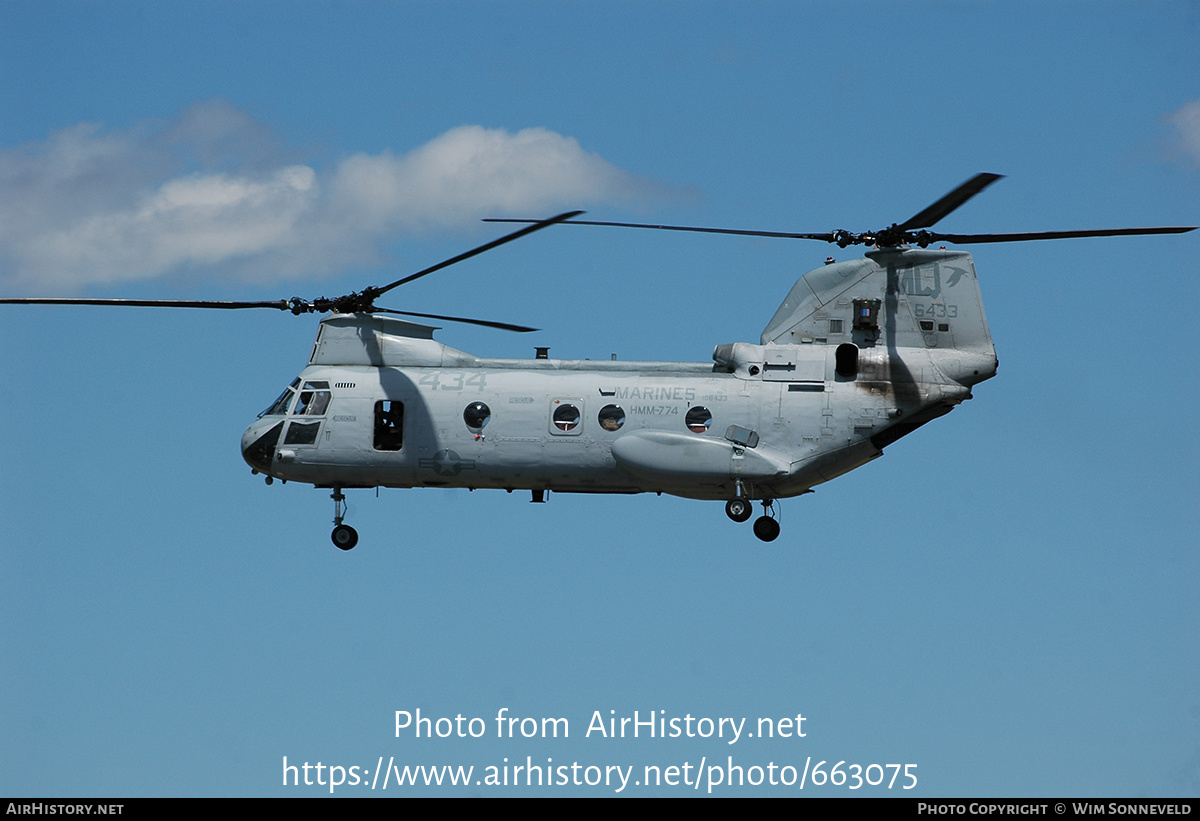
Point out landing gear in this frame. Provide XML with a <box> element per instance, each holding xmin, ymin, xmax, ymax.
<box><xmin>330</xmin><ymin>487</ymin><xmax>358</xmax><ymax>550</ymax></box>
<box><xmin>725</xmin><ymin>492</ymin><xmax>782</xmax><ymax>541</ymax></box>
<box><xmin>725</xmin><ymin>497</ymin><xmax>753</xmax><ymax>523</ymax></box>
<box><xmin>752</xmin><ymin>499</ymin><xmax>780</xmax><ymax>542</ymax></box>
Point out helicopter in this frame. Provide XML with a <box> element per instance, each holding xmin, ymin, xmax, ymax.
<box><xmin>3</xmin><ymin>173</ymin><xmax>1193</xmax><ymax>548</ymax></box>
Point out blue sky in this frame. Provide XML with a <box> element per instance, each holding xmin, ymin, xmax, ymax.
<box><xmin>2</xmin><ymin>1</ymin><xmax>1198</xmax><ymax>797</ymax></box>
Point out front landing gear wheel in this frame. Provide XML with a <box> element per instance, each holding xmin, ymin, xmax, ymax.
<box><xmin>725</xmin><ymin>498</ymin><xmax>753</xmax><ymax>523</ymax></box>
<box><xmin>753</xmin><ymin>516</ymin><xmax>780</xmax><ymax>542</ymax></box>
<box><xmin>329</xmin><ymin>486</ymin><xmax>357</xmax><ymax>550</ymax></box>
<box><xmin>331</xmin><ymin>524</ymin><xmax>358</xmax><ymax>550</ymax></box>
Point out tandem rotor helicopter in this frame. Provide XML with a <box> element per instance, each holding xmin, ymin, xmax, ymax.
<box><xmin>3</xmin><ymin>173</ymin><xmax>1193</xmax><ymax>548</ymax></box>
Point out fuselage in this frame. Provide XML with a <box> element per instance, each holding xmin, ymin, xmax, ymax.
<box><xmin>242</xmin><ymin>246</ymin><xmax>998</xmax><ymax>503</ymax></box>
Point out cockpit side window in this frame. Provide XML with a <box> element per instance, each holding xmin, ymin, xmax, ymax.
<box><xmin>294</xmin><ymin>381</ymin><xmax>331</xmax><ymax>416</ymax></box>
<box><xmin>374</xmin><ymin>401</ymin><xmax>403</xmax><ymax>451</ymax></box>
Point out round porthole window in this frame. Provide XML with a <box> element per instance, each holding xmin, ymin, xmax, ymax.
<box><xmin>598</xmin><ymin>404</ymin><xmax>625</xmax><ymax>431</ymax></box>
<box><xmin>463</xmin><ymin>402</ymin><xmax>491</xmax><ymax>430</ymax></box>
<box><xmin>685</xmin><ymin>406</ymin><xmax>712</xmax><ymax>433</ymax></box>
<box><xmin>553</xmin><ymin>403</ymin><xmax>580</xmax><ymax>432</ymax></box>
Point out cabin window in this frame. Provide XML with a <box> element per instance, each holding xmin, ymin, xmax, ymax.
<box><xmin>551</xmin><ymin>401</ymin><xmax>582</xmax><ymax>434</ymax></box>
<box><xmin>686</xmin><ymin>406</ymin><xmax>712</xmax><ymax>433</ymax></box>
<box><xmin>374</xmin><ymin>401</ymin><xmax>404</xmax><ymax>451</ymax></box>
<box><xmin>598</xmin><ymin>404</ymin><xmax>625</xmax><ymax>431</ymax></box>
<box><xmin>294</xmin><ymin>381</ymin><xmax>331</xmax><ymax>416</ymax></box>
<box><xmin>463</xmin><ymin>402</ymin><xmax>491</xmax><ymax>431</ymax></box>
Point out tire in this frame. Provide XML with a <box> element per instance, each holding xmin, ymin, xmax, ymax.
<box><xmin>752</xmin><ymin>516</ymin><xmax>780</xmax><ymax>542</ymax></box>
<box><xmin>725</xmin><ymin>498</ymin><xmax>753</xmax><ymax>523</ymax></box>
<box><xmin>331</xmin><ymin>524</ymin><xmax>359</xmax><ymax>550</ymax></box>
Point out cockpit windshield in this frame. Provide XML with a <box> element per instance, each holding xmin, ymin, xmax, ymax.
<box><xmin>258</xmin><ymin>378</ymin><xmax>300</xmax><ymax>418</ymax></box>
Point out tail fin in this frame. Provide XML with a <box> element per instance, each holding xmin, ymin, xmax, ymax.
<box><xmin>761</xmin><ymin>247</ymin><xmax>997</xmax><ymax>386</ymax></box>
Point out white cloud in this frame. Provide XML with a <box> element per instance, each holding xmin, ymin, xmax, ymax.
<box><xmin>332</xmin><ymin>125</ymin><xmax>653</xmax><ymax>227</ymax></box>
<box><xmin>0</xmin><ymin>104</ymin><xmax>662</xmax><ymax>293</ymax></box>
<box><xmin>1165</xmin><ymin>99</ymin><xmax>1200</xmax><ymax>167</ymax></box>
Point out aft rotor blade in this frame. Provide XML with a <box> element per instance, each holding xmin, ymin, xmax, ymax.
<box><xmin>0</xmin><ymin>297</ymin><xmax>290</xmax><ymax>310</ymax></box>
<box><xmin>896</xmin><ymin>173</ymin><xmax>1004</xmax><ymax>231</ymax></box>
<box><xmin>375</xmin><ymin>307</ymin><xmax>538</xmax><ymax>332</ymax></box>
<box><xmin>485</xmin><ymin>217</ymin><xmax>835</xmax><ymax>242</ymax></box>
<box><xmin>926</xmin><ymin>225</ymin><xmax>1197</xmax><ymax>244</ymax></box>
<box><xmin>374</xmin><ymin>210</ymin><xmax>585</xmax><ymax>297</ymax></box>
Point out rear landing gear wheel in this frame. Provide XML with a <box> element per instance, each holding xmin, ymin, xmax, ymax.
<box><xmin>331</xmin><ymin>524</ymin><xmax>358</xmax><ymax>550</ymax></box>
<box><xmin>725</xmin><ymin>498</ymin><xmax>753</xmax><ymax>523</ymax></box>
<box><xmin>753</xmin><ymin>516</ymin><xmax>780</xmax><ymax>542</ymax></box>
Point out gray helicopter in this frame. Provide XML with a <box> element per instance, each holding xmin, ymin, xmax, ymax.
<box><xmin>4</xmin><ymin>174</ymin><xmax>1193</xmax><ymax>548</ymax></box>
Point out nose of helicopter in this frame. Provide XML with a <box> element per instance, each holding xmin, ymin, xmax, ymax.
<box><xmin>241</xmin><ymin>419</ymin><xmax>284</xmax><ymax>474</ymax></box>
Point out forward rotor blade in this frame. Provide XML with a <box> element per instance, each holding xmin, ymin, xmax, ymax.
<box><xmin>926</xmin><ymin>225</ymin><xmax>1197</xmax><ymax>244</ymax></box>
<box><xmin>374</xmin><ymin>210</ymin><xmax>584</xmax><ymax>298</ymax></box>
<box><xmin>0</xmin><ymin>297</ymin><xmax>290</xmax><ymax>310</ymax></box>
<box><xmin>484</xmin><ymin>217</ymin><xmax>835</xmax><ymax>242</ymax></box>
<box><xmin>896</xmin><ymin>173</ymin><xmax>1004</xmax><ymax>231</ymax></box>
<box><xmin>375</xmin><ymin>307</ymin><xmax>538</xmax><ymax>332</ymax></box>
